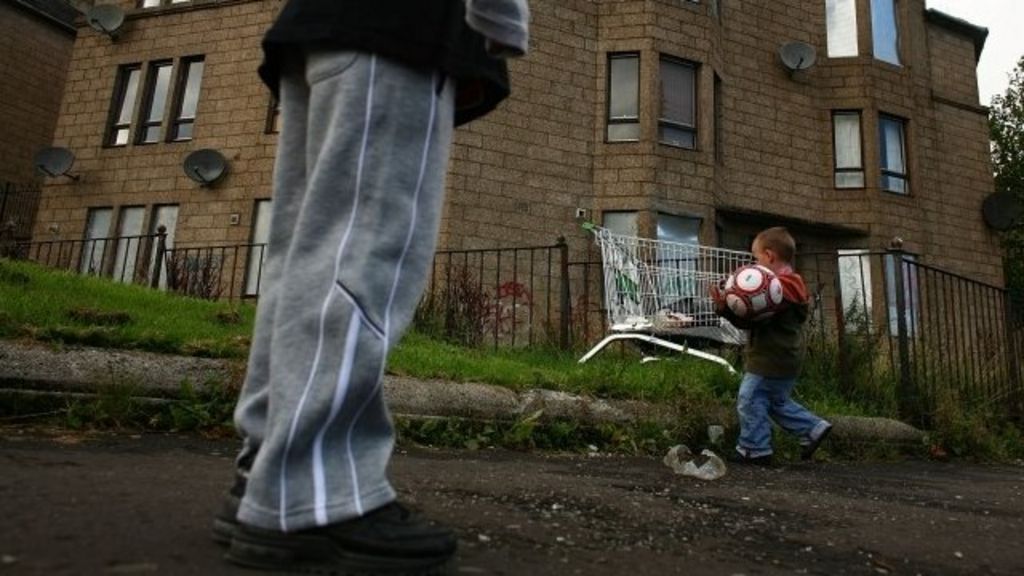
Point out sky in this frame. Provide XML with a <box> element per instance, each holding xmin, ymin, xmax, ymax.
<box><xmin>925</xmin><ymin>0</ymin><xmax>1023</xmax><ymax>105</ymax></box>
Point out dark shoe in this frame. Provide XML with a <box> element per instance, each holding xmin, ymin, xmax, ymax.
<box><xmin>226</xmin><ymin>502</ymin><xmax>456</xmax><ymax>575</ymax></box>
<box><xmin>211</xmin><ymin>473</ymin><xmax>246</xmax><ymax>546</ymax></box>
<box><xmin>801</xmin><ymin>423</ymin><xmax>833</xmax><ymax>461</ymax></box>
<box><xmin>728</xmin><ymin>451</ymin><xmax>773</xmax><ymax>467</ymax></box>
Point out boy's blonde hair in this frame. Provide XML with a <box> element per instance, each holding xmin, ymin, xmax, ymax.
<box><xmin>756</xmin><ymin>227</ymin><xmax>796</xmax><ymax>263</ymax></box>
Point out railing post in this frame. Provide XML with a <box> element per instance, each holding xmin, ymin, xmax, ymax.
<box><xmin>1005</xmin><ymin>294</ymin><xmax>1023</xmax><ymax>419</ymax></box>
<box><xmin>0</xmin><ymin>182</ymin><xmax>9</xmax><ymax>225</ymax></box>
<box><xmin>888</xmin><ymin>238</ymin><xmax>914</xmax><ymax>420</ymax></box>
<box><xmin>557</xmin><ymin>236</ymin><xmax>570</xmax><ymax>350</ymax></box>
<box><xmin>149</xmin><ymin>225</ymin><xmax>167</xmax><ymax>289</ymax></box>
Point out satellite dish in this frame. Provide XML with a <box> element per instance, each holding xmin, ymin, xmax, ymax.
<box><xmin>779</xmin><ymin>41</ymin><xmax>817</xmax><ymax>73</ymax></box>
<box><xmin>982</xmin><ymin>191</ymin><xmax>1023</xmax><ymax>231</ymax></box>
<box><xmin>86</xmin><ymin>4</ymin><xmax>125</xmax><ymax>40</ymax></box>
<box><xmin>183</xmin><ymin>149</ymin><xmax>228</xmax><ymax>187</ymax></box>
<box><xmin>34</xmin><ymin>147</ymin><xmax>79</xmax><ymax>181</ymax></box>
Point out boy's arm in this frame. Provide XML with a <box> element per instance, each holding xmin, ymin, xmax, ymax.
<box><xmin>464</xmin><ymin>0</ymin><xmax>530</xmax><ymax>57</ymax></box>
<box><xmin>709</xmin><ymin>284</ymin><xmax>756</xmax><ymax>330</ymax></box>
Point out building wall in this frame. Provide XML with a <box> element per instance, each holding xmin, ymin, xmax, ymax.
<box><xmin>0</xmin><ymin>0</ymin><xmax>76</xmax><ymax>185</ymax></box>
<box><xmin>32</xmin><ymin>0</ymin><xmax>1003</xmax><ymax>287</ymax></box>
<box><xmin>35</xmin><ymin>0</ymin><xmax>276</xmax><ymax>246</ymax></box>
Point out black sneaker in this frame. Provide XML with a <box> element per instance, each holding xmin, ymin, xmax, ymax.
<box><xmin>727</xmin><ymin>451</ymin><xmax>773</xmax><ymax>467</ymax></box>
<box><xmin>226</xmin><ymin>501</ymin><xmax>456</xmax><ymax>575</ymax></box>
<box><xmin>801</xmin><ymin>423</ymin><xmax>833</xmax><ymax>461</ymax></box>
<box><xmin>211</xmin><ymin>473</ymin><xmax>246</xmax><ymax>546</ymax></box>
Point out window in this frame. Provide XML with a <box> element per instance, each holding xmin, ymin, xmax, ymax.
<box><xmin>81</xmin><ymin>208</ymin><xmax>113</xmax><ymax>276</ymax></box>
<box><xmin>885</xmin><ymin>253</ymin><xmax>918</xmax><ymax>337</ymax></box>
<box><xmin>106</xmin><ymin>57</ymin><xmax>205</xmax><ymax>146</ymax></box>
<box><xmin>266</xmin><ymin>96</ymin><xmax>281</xmax><ymax>134</ymax></box>
<box><xmin>602</xmin><ymin>211</ymin><xmax>638</xmax><ymax>237</ymax></box>
<box><xmin>140</xmin><ymin>0</ymin><xmax>191</xmax><ymax>7</ymax></box>
<box><xmin>832</xmin><ymin>111</ymin><xmax>864</xmax><ymax>188</ymax></box>
<box><xmin>879</xmin><ymin>114</ymin><xmax>907</xmax><ymax>194</ymax></box>
<box><xmin>825</xmin><ymin>0</ymin><xmax>858</xmax><ymax>58</ymax></box>
<box><xmin>657</xmin><ymin>213</ymin><xmax>701</xmax><ymax>301</ymax></box>
<box><xmin>658</xmin><ymin>56</ymin><xmax>697</xmax><ymax>149</ymax></box>
<box><xmin>138</xmin><ymin>61</ymin><xmax>173</xmax><ymax>144</ymax></box>
<box><xmin>169</xmin><ymin>57</ymin><xmax>204</xmax><ymax>141</ymax></box>
<box><xmin>149</xmin><ymin>204</ymin><xmax>179</xmax><ymax>290</ymax></box>
<box><xmin>245</xmin><ymin>200</ymin><xmax>272</xmax><ymax>296</ymax></box>
<box><xmin>838</xmin><ymin>249</ymin><xmax>873</xmax><ymax>330</ymax></box>
<box><xmin>107</xmin><ymin>65</ymin><xmax>141</xmax><ymax>146</ymax></box>
<box><xmin>871</xmin><ymin>0</ymin><xmax>900</xmax><ymax>65</ymax></box>
<box><xmin>113</xmin><ymin>206</ymin><xmax>145</xmax><ymax>283</ymax></box>
<box><xmin>607</xmin><ymin>54</ymin><xmax>640</xmax><ymax>142</ymax></box>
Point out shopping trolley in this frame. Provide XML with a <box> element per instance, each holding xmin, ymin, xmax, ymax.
<box><xmin>578</xmin><ymin>223</ymin><xmax>752</xmax><ymax>372</ymax></box>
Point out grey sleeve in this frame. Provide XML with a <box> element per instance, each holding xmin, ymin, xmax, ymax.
<box><xmin>464</xmin><ymin>0</ymin><xmax>530</xmax><ymax>57</ymax></box>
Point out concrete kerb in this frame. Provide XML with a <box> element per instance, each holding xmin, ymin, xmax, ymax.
<box><xmin>0</xmin><ymin>340</ymin><xmax>925</xmax><ymax>445</ymax></box>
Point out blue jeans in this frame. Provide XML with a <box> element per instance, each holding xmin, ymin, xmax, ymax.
<box><xmin>736</xmin><ymin>372</ymin><xmax>828</xmax><ymax>458</ymax></box>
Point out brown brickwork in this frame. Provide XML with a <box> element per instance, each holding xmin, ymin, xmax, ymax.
<box><xmin>0</xmin><ymin>0</ymin><xmax>75</xmax><ymax>185</ymax></box>
<box><xmin>32</xmin><ymin>0</ymin><xmax>1004</xmax><ymax>290</ymax></box>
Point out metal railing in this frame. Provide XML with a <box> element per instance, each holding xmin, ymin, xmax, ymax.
<box><xmin>798</xmin><ymin>247</ymin><xmax>1023</xmax><ymax>424</ymax></box>
<box><xmin>8</xmin><ymin>228</ymin><xmax>1022</xmax><ymax>422</ymax></box>
<box><xmin>417</xmin><ymin>238</ymin><xmax>571</xmax><ymax>350</ymax></box>
<box><xmin>0</xmin><ymin>181</ymin><xmax>41</xmax><ymax>244</ymax></box>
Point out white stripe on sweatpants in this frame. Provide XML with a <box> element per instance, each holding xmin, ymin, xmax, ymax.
<box><xmin>342</xmin><ymin>72</ymin><xmax>441</xmax><ymax>517</ymax></box>
<box><xmin>277</xmin><ymin>55</ymin><xmax>378</xmax><ymax>532</ymax></box>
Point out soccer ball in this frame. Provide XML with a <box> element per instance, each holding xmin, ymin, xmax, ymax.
<box><xmin>722</xmin><ymin>264</ymin><xmax>784</xmax><ymax>320</ymax></box>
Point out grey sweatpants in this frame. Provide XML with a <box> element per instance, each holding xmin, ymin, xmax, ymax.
<box><xmin>233</xmin><ymin>48</ymin><xmax>455</xmax><ymax>532</ymax></box>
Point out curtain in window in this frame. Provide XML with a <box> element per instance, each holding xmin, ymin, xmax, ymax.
<box><xmin>834</xmin><ymin>114</ymin><xmax>861</xmax><ymax>168</ymax></box>
<box><xmin>660</xmin><ymin>61</ymin><xmax>694</xmax><ymax>127</ymax></box>
<box><xmin>826</xmin><ymin>0</ymin><xmax>858</xmax><ymax>57</ymax></box>
<box><xmin>871</xmin><ymin>0</ymin><xmax>900</xmax><ymax>65</ymax></box>
<box><xmin>608</xmin><ymin>56</ymin><xmax>640</xmax><ymax>141</ymax></box>
<box><xmin>879</xmin><ymin>116</ymin><xmax>906</xmax><ymax>193</ymax></box>
<box><xmin>833</xmin><ymin>112</ymin><xmax>864</xmax><ymax>187</ymax></box>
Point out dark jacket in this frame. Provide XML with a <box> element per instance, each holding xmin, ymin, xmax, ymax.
<box><xmin>257</xmin><ymin>0</ymin><xmax>510</xmax><ymax>126</ymax></box>
<box><xmin>719</xmin><ymin>271</ymin><xmax>810</xmax><ymax>379</ymax></box>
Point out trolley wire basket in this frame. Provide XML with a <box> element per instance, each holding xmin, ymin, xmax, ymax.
<box><xmin>579</xmin><ymin>223</ymin><xmax>751</xmax><ymax>371</ymax></box>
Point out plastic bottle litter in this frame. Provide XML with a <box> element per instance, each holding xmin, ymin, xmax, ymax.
<box><xmin>707</xmin><ymin>424</ymin><xmax>725</xmax><ymax>446</ymax></box>
<box><xmin>663</xmin><ymin>444</ymin><xmax>727</xmax><ymax>481</ymax></box>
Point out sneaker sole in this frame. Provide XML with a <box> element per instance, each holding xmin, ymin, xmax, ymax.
<box><xmin>226</xmin><ymin>529</ymin><xmax>454</xmax><ymax>576</ymax></box>
<box><xmin>801</xmin><ymin>425</ymin><xmax>833</xmax><ymax>460</ymax></box>
<box><xmin>211</xmin><ymin>517</ymin><xmax>237</xmax><ymax>547</ymax></box>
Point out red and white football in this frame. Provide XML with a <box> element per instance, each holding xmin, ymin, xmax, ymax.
<box><xmin>723</xmin><ymin>264</ymin><xmax>785</xmax><ymax>320</ymax></box>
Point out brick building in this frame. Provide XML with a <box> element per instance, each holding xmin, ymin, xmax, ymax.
<box><xmin>29</xmin><ymin>0</ymin><xmax>1002</xmax><ymax>300</ymax></box>
<box><xmin>0</xmin><ymin>0</ymin><xmax>77</xmax><ymax>239</ymax></box>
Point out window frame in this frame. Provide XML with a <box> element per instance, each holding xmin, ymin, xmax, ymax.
<box><xmin>265</xmin><ymin>95</ymin><xmax>281</xmax><ymax>134</ymax></box>
<box><xmin>136</xmin><ymin>60</ymin><xmax>174</xmax><ymax>145</ymax></box>
<box><xmin>825</xmin><ymin>0</ymin><xmax>859</xmax><ymax>58</ymax></box>
<box><xmin>657</xmin><ymin>55</ymin><xmax>698</xmax><ymax>150</ymax></box>
<box><xmin>831</xmin><ymin>110</ymin><xmax>865</xmax><ymax>189</ymax></box>
<box><xmin>81</xmin><ymin>207</ymin><xmax>114</xmax><ymax>276</ymax></box>
<box><xmin>606</xmin><ymin>52</ymin><xmax>641</xmax><ymax>143</ymax></box>
<box><xmin>139</xmin><ymin>0</ymin><xmax>192</xmax><ymax>8</ymax></box>
<box><xmin>105</xmin><ymin>64</ymin><xmax>142</xmax><ymax>147</ymax></box>
<box><xmin>244</xmin><ymin>199</ymin><xmax>273</xmax><ymax>297</ymax></box>
<box><xmin>112</xmin><ymin>205</ymin><xmax>147</xmax><ymax>283</ymax></box>
<box><xmin>167</xmin><ymin>56</ymin><xmax>205</xmax><ymax>142</ymax></box>
<box><xmin>878</xmin><ymin>113</ymin><xmax>909</xmax><ymax>195</ymax></box>
<box><xmin>885</xmin><ymin>252</ymin><xmax>919</xmax><ymax>338</ymax></box>
<box><xmin>871</xmin><ymin>0</ymin><xmax>902</xmax><ymax>66</ymax></box>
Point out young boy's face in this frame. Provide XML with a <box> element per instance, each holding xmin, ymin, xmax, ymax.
<box><xmin>751</xmin><ymin>239</ymin><xmax>780</xmax><ymax>271</ymax></box>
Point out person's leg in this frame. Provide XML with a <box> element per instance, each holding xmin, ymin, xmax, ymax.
<box><xmin>213</xmin><ymin>53</ymin><xmax>310</xmax><ymax>545</ymax></box>
<box><xmin>237</xmin><ymin>49</ymin><xmax>454</xmax><ymax>533</ymax></box>
<box><xmin>765</xmin><ymin>378</ymin><xmax>832</xmax><ymax>458</ymax></box>
<box><xmin>233</xmin><ymin>52</ymin><xmax>310</xmax><ymax>479</ymax></box>
<box><xmin>735</xmin><ymin>372</ymin><xmax>773</xmax><ymax>458</ymax></box>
